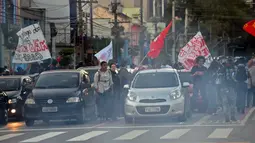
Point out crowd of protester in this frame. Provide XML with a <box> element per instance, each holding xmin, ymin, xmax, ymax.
<box><xmin>2</xmin><ymin>54</ymin><xmax>255</xmax><ymax>123</ymax></box>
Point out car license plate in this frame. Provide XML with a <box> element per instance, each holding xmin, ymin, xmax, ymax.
<box><xmin>145</xmin><ymin>107</ymin><xmax>161</xmax><ymax>112</ymax></box>
<box><xmin>42</xmin><ymin>107</ymin><xmax>58</xmax><ymax>113</ymax></box>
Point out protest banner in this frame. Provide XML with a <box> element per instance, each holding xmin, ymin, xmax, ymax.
<box><xmin>12</xmin><ymin>23</ymin><xmax>51</xmax><ymax>63</ymax></box>
<box><xmin>178</xmin><ymin>32</ymin><xmax>212</xmax><ymax>70</ymax></box>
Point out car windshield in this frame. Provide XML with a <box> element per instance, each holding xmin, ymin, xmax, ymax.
<box><xmin>179</xmin><ymin>72</ymin><xmax>192</xmax><ymax>84</ymax></box>
<box><xmin>35</xmin><ymin>73</ymin><xmax>79</xmax><ymax>89</ymax></box>
<box><xmin>132</xmin><ymin>72</ymin><xmax>179</xmax><ymax>88</ymax></box>
<box><xmin>0</xmin><ymin>78</ymin><xmax>20</xmax><ymax>91</ymax></box>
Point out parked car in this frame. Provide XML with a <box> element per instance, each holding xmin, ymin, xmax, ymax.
<box><xmin>0</xmin><ymin>89</ymin><xmax>8</xmax><ymax>125</ymax></box>
<box><xmin>24</xmin><ymin>70</ymin><xmax>94</xmax><ymax>126</ymax></box>
<box><xmin>0</xmin><ymin>76</ymin><xmax>33</xmax><ymax>120</ymax></box>
<box><xmin>124</xmin><ymin>68</ymin><xmax>191</xmax><ymax>123</ymax></box>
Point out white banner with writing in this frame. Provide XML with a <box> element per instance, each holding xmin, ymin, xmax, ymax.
<box><xmin>178</xmin><ymin>32</ymin><xmax>213</xmax><ymax>70</ymax></box>
<box><xmin>95</xmin><ymin>41</ymin><xmax>113</xmax><ymax>62</ymax></box>
<box><xmin>12</xmin><ymin>23</ymin><xmax>51</xmax><ymax>63</ymax></box>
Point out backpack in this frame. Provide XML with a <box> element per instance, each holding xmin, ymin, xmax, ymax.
<box><xmin>235</xmin><ymin>64</ymin><xmax>248</xmax><ymax>82</ymax></box>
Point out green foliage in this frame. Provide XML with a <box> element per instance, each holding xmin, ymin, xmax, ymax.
<box><xmin>58</xmin><ymin>48</ymin><xmax>74</xmax><ymax>66</ymax></box>
<box><xmin>166</xmin><ymin>0</ymin><xmax>253</xmax><ymax>37</ymax></box>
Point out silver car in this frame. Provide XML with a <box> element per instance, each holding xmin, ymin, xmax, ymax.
<box><xmin>124</xmin><ymin>68</ymin><xmax>190</xmax><ymax>123</ymax></box>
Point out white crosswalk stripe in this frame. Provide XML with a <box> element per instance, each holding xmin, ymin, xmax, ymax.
<box><xmin>208</xmin><ymin>128</ymin><xmax>233</xmax><ymax>139</ymax></box>
<box><xmin>67</xmin><ymin>131</ymin><xmax>108</xmax><ymax>141</ymax></box>
<box><xmin>21</xmin><ymin>132</ymin><xmax>65</xmax><ymax>142</ymax></box>
<box><xmin>0</xmin><ymin>128</ymin><xmax>237</xmax><ymax>142</ymax></box>
<box><xmin>0</xmin><ymin>133</ymin><xmax>24</xmax><ymax>141</ymax></box>
<box><xmin>114</xmin><ymin>130</ymin><xmax>148</xmax><ymax>140</ymax></box>
<box><xmin>160</xmin><ymin>129</ymin><xmax>190</xmax><ymax>139</ymax></box>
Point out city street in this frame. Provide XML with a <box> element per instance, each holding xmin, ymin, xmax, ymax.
<box><xmin>0</xmin><ymin>108</ymin><xmax>254</xmax><ymax>143</ymax></box>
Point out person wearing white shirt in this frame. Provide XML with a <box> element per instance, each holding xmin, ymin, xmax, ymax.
<box><xmin>93</xmin><ymin>61</ymin><xmax>113</xmax><ymax>120</ymax></box>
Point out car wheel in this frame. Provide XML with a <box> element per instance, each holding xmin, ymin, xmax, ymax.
<box><xmin>25</xmin><ymin>120</ymin><xmax>34</xmax><ymax>127</ymax></box>
<box><xmin>0</xmin><ymin>109</ymin><xmax>8</xmax><ymax>125</ymax></box>
<box><xmin>77</xmin><ymin>107</ymin><xmax>86</xmax><ymax>124</ymax></box>
<box><xmin>125</xmin><ymin>116</ymin><xmax>133</xmax><ymax>124</ymax></box>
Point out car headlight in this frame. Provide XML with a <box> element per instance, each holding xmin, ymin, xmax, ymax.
<box><xmin>66</xmin><ymin>97</ymin><xmax>80</xmax><ymax>103</ymax></box>
<box><xmin>169</xmin><ymin>90</ymin><xmax>181</xmax><ymax>100</ymax></box>
<box><xmin>8</xmin><ymin>98</ymin><xmax>17</xmax><ymax>104</ymax></box>
<box><xmin>127</xmin><ymin>92</ymin><xmax>137</xmax><ymax>101</ymax></box>
<box><xmin>25</xmin><ymin>98</ymin><xmax>36</xmax><ymax>104</ymax></box>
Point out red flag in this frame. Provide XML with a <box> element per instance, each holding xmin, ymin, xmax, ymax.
<box><xmin>243</xmin><ymin>20</ymin><xmax>255</xmax><ymax>37</ymax></box>
<box><xmin>147</xmin><ymin>21</ymin><xmax>172</xmax><ymax>58</ymax></box>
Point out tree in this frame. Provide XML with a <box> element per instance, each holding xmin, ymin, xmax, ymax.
<box><xmin>165</xmin><ymin>0</ymin><xmax>253</xmax><ymax>38</ymax></box>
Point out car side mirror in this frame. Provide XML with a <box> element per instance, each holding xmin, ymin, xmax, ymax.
<box><xmin>182</xmin><ymin>82</ymin><xmax>190</xmax><ymax>87</ymax></box>
<box><xmin>123</xmin><ymin>84</ymin><xmax>130</xmax><ymax>89</ymax></box>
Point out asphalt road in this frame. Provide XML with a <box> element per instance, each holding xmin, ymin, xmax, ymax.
<box><xmin>0</xmin><ymin>108</ymin><xmax>254</xmax><ymax>143</ymax></box>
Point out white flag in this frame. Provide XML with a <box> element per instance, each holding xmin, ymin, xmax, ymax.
<box><xmin>95</xmin><ymin>41</ymin><xmax>113</xmax><ymax>62</ymax></box>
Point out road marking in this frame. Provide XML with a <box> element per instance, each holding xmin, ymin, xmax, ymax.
<box><xmin>0</xmin><ymin>123</ymin><xmax>243</xmax><ymax>133</ymax></box>
<box><xmin>208</xmin><ymin>128</ymin><xmax>233</xmax><ymax>139</ymax></box>
<box><xmin>0</xmin><ymin>133</ymin><xmax>24</xmax><ymax>141</ymax></box>
<box><xmin>241</xmin><ymin>107</ymin><xmax>255</xmax><ymax>125</ymax></box>
<box><xmin>21</xmin><ymin>132</ymin><xmax>65</xmax><ymax>142</ymax></box>
<box><xmin>160</xmin><ymin>129</ymin><xmax>190</xmax><ymax>139</ymax></box>
<box><xmin>67</xmin><ymin>131</ymin><xmax>108</xmax><ymax>141</ymax></box>
<box><xmin>193</xmin><ymin>115</ymin><xmax>212</xmax><ymax>125</ymax></box>
<box><xmin>114</xmin><ymin>130</ymin><xmax>148</xmax><ymax>140</ymax></box>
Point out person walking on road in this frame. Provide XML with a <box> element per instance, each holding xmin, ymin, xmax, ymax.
<box><xmin>191</xmin><ymin>56</ymin><xmax>208</xmax><ymax>111</ymax></box>
<box><xmin>218</xmin><ymin>58</ymin><xmax>237</xmax><ymax>122</ymax></box>
<box><xmin>93</xmin><ymin>61</ymin><xmax>113</xmax><ymax>121</ymax></box>
<box><xmin>110</xmin><ymin>63</ymin><xmax>120</xmax><ymax>120</ymax></box>
<box><xmin>248</xmin><ymin>56</ymin><xmax>255</xmax><ymax>107</ymax></box>
<box><xmin>235</xmin><ymin>57</ymin><xmax>248</xmax><ymax>114</ymax></box>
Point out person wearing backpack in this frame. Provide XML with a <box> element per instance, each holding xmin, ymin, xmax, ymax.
<box><xmin>93</xmin><ymin>61</ymin><xmax>113</xmax><ymax>121</ymax></box>
<box><xmin>235</xmin><ymin>57</ymin><xmax>248</xmax><ymax>114</ymax></box>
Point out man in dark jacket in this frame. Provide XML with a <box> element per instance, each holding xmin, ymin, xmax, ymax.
<box><xmin>110</xmin><ymin>63</ymin><xmax>120</xmax><ymax>119</ymax></box>
<box><xmin>191</xmin><ymin>56</ymin><xmax>208</xmax><ymax>106</ymax></box>
<box><xmin>235</xmin><ymin>57</ymin><xmax>248</xmax><ymax>114</ymax></box>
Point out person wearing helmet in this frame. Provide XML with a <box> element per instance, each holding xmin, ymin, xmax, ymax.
<box><xmin>191</xmin><ymin>56</ymin><xmax>208</xmax><ymax>110</ymax></box>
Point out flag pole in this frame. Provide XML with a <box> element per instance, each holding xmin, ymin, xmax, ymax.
<box><xmin>138</xmin><ymin>52</ymin><xmax>149</xmax><ymax>67</ymax></box>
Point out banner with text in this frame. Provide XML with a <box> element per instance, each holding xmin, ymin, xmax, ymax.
<box><xmin>178</xmin><ymin>32</ymin><xmax>212</xmax><ymax>70</ymax></box>
<box><xmin>12</xmin><ymin>23</ymin><xmax>51</xmax><ymax>63</ymax></box>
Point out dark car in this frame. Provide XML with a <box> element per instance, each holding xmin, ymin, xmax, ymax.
<box><xmin>0</xmin><ymin>89</ymin><xmax>8</xmax><ymax>125</ymax></box>
<box><xmin>0</xmin><ymin>76</ymin><xmax>33</xmax><ymax>120</ymax></box>
<box><xmin>24</xmin><ymin>70</ymin><xmax>94</xmax><ymax>126</ymax></box>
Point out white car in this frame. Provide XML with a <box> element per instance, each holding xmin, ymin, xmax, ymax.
<box><xmin>124</xmin><ymin>68</ymin><xmax>191</xmax><ymax>123</ymax></box>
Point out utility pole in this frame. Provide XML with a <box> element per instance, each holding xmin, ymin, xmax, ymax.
<box><xmin>139</xmin><ymin>0</ymin><xmax>144</xmax><ymax>63</ymax></box>
<box><xmin>78</xmin><ymin>0</ymin><xmax>84</xmax><ymax>63</ymax></box>
<box><xmin>109</xmin><ymin>0</ymin><xmax>128</xmax><ymax>63</ymax></box>
<box><xmin>90</xmin><ymin>0</ymin><xmax>93</xmax><ymax>37</ymax></box>
<box><xmin>184</xmin><ymin>8</ymin><xmax>188</xmax><ymax>43</ymax></box>
<box><xmin>171</xmin><ymin>0</ymin><xmax>176</xmax><ymax>63</ymax></box>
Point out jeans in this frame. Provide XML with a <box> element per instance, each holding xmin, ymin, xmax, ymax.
<box><xmin>96</xmin><ymin>89</ymin><xmax>112</xmax><ymax>119</ymax></box>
